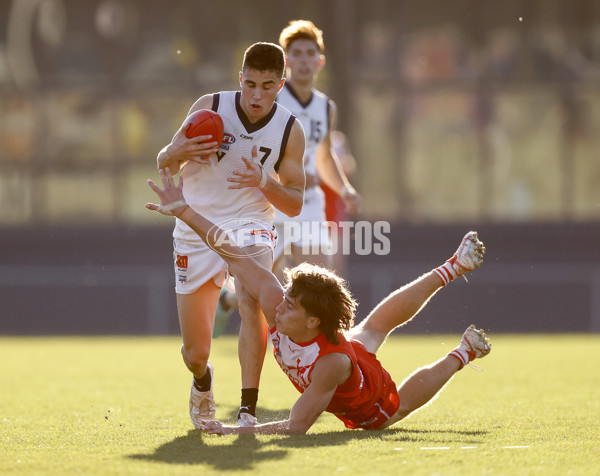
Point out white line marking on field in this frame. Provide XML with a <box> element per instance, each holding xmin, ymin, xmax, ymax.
<box><xmin>391</xmin><ymin>445</ymin><xmax>530</xmax><ymax>452</ymax></box>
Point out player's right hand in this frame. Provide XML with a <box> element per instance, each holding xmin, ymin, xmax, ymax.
<box><xmin>169</xmin><ymin>119</ymin><xmax>220</xmax><ymax>164</ymax></box>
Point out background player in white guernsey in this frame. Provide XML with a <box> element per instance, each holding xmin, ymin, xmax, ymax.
<box><xmin>273</xmin><ymin>19</ymin><xmax>362</xmax><ymax>278</ymax></box>
<box><xmin>147</xmin><ymin>168</ymin><xmax>492</xmax><ymax>435</ymax></box>
<box><xmin>214</xmin><ymin>21</ymin><xmax>364</xmax><ymax>334</ymax></box>
<box><xmin>156</xmin><ymin>43</ymin><xmax>306</xmax><ymax>428</ymax></box>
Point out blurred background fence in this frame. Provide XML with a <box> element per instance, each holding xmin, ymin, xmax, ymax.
<box><xmin>1</xmin><ymin>0</ymin><xmax>599</xmax><ymax>334</ymax></box>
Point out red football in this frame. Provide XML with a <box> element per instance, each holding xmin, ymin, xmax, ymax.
<box><xmin>184</xmin><ymin>109</ymin><xmax>224</xmax><ymax>147</ymax></box>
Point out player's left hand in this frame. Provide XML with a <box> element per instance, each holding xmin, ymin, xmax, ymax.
<box><xmin>341</xmin><ymin>186</ymin><xmax>362</xmax><ymax>215</ymax></box>
<box><xmin>228</xmin><ymin>146</ymin><xmax>264</xmax><ymax>189</ymax></box>
<box><xmin>145</xmin><ymin>168</ymin><xmax>189</xmax><ymax>216</ymax></box>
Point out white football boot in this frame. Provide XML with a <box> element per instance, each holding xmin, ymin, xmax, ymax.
<box><xmin>189</xmin><ymin>361</ymin><xmax>216</xmax><ymax>429</ymax></box>
<box><xmin>237</xmin><ymin>412</ymin><xmax>258</xmax><ymax>427</ymax></box>
<box><xmin>434</xmin><ymin>231</ymin><xmax>486</xmax><ymax>285</ymax></box>
<box><xmin>449</xmin><ymin>325</ymin><xmax>491</xmax><ymax>369</ymax></box>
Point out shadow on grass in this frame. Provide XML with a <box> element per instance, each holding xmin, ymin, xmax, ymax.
<box><xmin>129</xmin><ymin>407</ymin><xmax>488</xmax><ymax>470</ymax></box>
<box><xmin>271</xmin><ymin>427</ymin><xmax>488</xmax><ymax>449</ymax></box>
<box><xmin>129</xmin><ymin>430</ymin><xmax>286</xmax><ymax>471</ymax></box>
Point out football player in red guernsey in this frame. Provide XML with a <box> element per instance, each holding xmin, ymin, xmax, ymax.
<box><xmin>147</xmin><ymin>169</ymin><xmax>491</xmax><ymax>434</ymax></box>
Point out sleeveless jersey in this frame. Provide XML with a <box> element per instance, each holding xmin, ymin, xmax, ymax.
<box><xmin>270</xmin><ymin>327</ymin><xmax>400</xmax><ymax>430</ymax></box>
<box><xmin>173</xmin><ymin>91</ymin><xmax>296</xmax><ymax>242</ymax></box>
<box><xmin>274</xmin><ymin>83</ymin><xmax>330</xmax><ymax>223</ymax></box>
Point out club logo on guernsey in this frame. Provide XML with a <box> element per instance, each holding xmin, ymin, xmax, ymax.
<box><xmin>176</xmin><ymin>255</ymin><xmax>188</xmax><ymax>269</ymax></box>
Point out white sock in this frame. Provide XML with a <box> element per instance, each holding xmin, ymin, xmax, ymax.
<box><xmin>433</xmin><ymin>260</ymin><xmax>459</xmax><ymax>286</ymax></box>
<box><xmin>448</xmin><ymin>347</ymin><xmax>475</xmax><ymax>369</ymax></box>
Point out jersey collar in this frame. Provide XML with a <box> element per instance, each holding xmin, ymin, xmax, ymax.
<box><xmin>282</xmin><ymin>82</ymin><xmax>314</xmax><ymax>109</ymax></box>
<box><xmin>235</xmin><ymin>91</ymin><xmax>278</xmax><ymax>134</ymax></box>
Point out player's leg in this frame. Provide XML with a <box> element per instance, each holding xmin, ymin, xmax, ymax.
<box><xmin>177</xmin><ymin>283</ymin><xmax>220</xmax><ymax>377</ymax></box>
<box><xmin>213</xmin><ymin>285</ymin><xmax>237</xmax><ymax>338</ymax></box>
<box><xmin>173</xmin><ymin>239</ymin><xmax>226</xmax><ymax>428</ymax></box>
<box><xmin>272</xmin><ymin>241</ymin><xmax>289</xmax><ymax>284</ymax></box>
<box><xmin>288</xmin><ymin>217</ymin><xmax>334</xmax><ymax>271</ymax></box>
<box><xmin>235</xmin><ymin>245</ymin><xmax>273</xmax><ymax>425</ymax></box>
<box><xmin>351</xmin><ymin>272</ymin><xmax>443</xmax><ymax>353</ymax></box>
<box><xmin>351</xmin><ymin>232</ymin><xmax>485</xmax><ymax>354</ymax></box>
<box><xmin>379</xmin><ymin>326</ymin><xmax>491</xmax><ymax>429</ymax></box>
<box><xmin>177</xmin><ymin>279</ymin><xmax>222</xmax><ymax>429</ymax></box>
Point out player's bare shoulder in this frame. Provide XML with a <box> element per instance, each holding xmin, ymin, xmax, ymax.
<box><xmin>311</xmin><ymin>352</ymin><xmax>353</xmax><ymax>387</ymax></box>
<box><xmin>188</xmin><ymin>94</ymin><xmax>215</xmax><ymax>115</ymax></box>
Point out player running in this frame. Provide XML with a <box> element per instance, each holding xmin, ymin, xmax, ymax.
<box><xmin>273</xmin><ymin>20</ymin><xmax>362</xmax><ymax>275</ymax></box>
<box><xmin>147</xmin><ymin>168</ymin><xmax>491</xmax><ymax>434</ymax></box>
<box><xmin>156</xmin><ymin>43</ymin><xmax>306</xmax><ymax>429</ymax></box>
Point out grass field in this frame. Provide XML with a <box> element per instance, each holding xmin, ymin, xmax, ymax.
<box><xmin>1</xmin><ymin>334</ymin><xmax>599</xmax><ymax>476</ymax></box>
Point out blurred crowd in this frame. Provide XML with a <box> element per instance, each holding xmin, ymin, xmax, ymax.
<box><xmin>1</xmin><ymin>0</ymin><xmax>599</xmax><ymax>225</ymax></box>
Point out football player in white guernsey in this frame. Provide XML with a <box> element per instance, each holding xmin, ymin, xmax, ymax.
<box><xmin>156</xmin><ymin>43</ymin><xmax>306</xmax><ymax>429</ymax></box>
<box><xmin>147</xmin><ymin>168</ymin><xmax>491</xmax><ymax>435</ymax></box>
<box><xmin>273</xmin><ymin>20</ymin><xmax>362</xmax><ymax>277</ymax></box>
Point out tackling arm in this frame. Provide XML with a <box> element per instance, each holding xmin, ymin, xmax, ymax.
<box><xmin>202</xmin><ymin>353</ymin><xmax>352</xmax><ymax>435</ymax></box>
<box><xmin>145</xmin><ymin>169</ymin><xmax>283</xmax><ymax>326</ymax></box>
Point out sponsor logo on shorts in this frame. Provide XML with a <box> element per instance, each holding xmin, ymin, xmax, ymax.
<box><xmin>251</xmin><ymin>228</ymin><xmax>275</xmax><ymax>241</ymax></box>
<box><xmin>176</xmin><ymin>255</ymin><xmax>188</xmax><ymax>269</ymax></box>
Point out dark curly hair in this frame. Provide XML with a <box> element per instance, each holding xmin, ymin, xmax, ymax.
<box><xmin>242</xmin><ymin>42</ymin><xmax>285</xmax><ymax>78</ymax></box>
<box><xmin>284</xmin><ymin>263</ymin><xmax>357</xmax><ymax>345</ymax></box>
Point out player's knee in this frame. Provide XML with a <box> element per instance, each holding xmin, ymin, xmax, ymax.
<box><xmin>181</xmin><ymin>343</ymin><xmax>209</xmax><ymax>371</ymax></box>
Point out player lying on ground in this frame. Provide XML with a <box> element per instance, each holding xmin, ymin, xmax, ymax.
<box><xmin>146</xmin><ymin>169</ymin><xmax>491</xmax><ymax>434</ymax></box>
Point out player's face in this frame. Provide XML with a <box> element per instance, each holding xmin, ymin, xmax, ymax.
<box><xmin>285</xmin><ymin>39</ymin><xmax>324</xmax><ymax>83</ymax></box>
<box><xmin>239</xmin><ymin>68</ymin><xmax>285</xmax><ymax>123</ymax></box>
<box><xmin>275</xmin><ymin>291</ymin><xmax>318</xmax><ymax>339</ymax></box>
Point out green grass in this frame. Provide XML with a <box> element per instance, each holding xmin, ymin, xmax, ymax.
<box><xmin>1</xmin><ymin>334</ymin><xmax>599</xmax><ymax>475</ymax></box>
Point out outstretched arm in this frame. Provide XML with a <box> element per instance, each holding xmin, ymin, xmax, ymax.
<box><xmin>201</xmin><ymin>353</ymin><xmax>351</xmax><ymax>435</ymax></box>
<box><xmin>146</xmin><ymin>169</ymin><xmax>283</xmax><ymax>325</ymax></box>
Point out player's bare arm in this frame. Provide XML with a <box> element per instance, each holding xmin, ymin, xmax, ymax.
<box><xmin>202</xmin><ymin>352</ymin><xmax>352</xmax><ymax>435</ymax></box>
<box><xmin>146</xmin><ymin>168</ymin><xmax>283</xmax><ymax>327</ymax></box>
<box><xmin>315</xmin><ymin>101</ymin><xmax>362</xmax><ymax>214</ymax></box>
<box><xmin>156</xmin><ymin>94</ymin><xmax>221</xmax><ymax>175</ymax></box>
<box><xmin>228</xmin><ymin>119</ymin><xmax>306</xmax><ymax>217</ymax></box>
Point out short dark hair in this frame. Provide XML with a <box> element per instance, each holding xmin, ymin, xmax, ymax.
<box><xmin>285</xmin><ymin>263</ymin><xmax>356</xmax><ymax>345</ymax></box>
<box><xmin>242</xmin><ymin>42</ymin><xmax>285</xmax><ymax>78</ymax></box>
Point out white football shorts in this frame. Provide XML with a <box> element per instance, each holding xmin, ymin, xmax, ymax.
<box><xmin>173</xmin><ymin>220</ymin><xmax>277</xmax><ymax>294</ymax></box>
